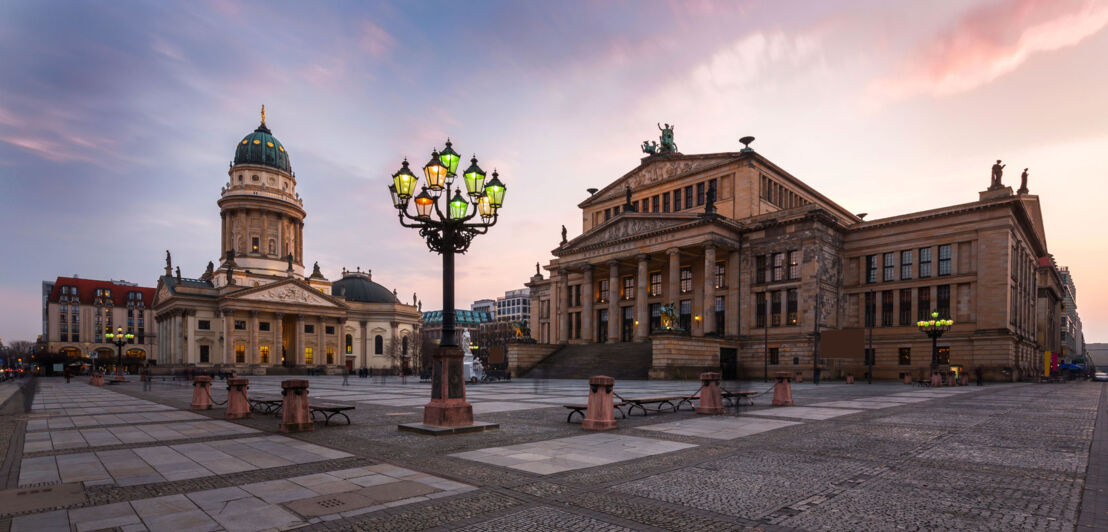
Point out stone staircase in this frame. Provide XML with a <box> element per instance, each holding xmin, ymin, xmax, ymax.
<box><xmin>523</xmin><ymin>341</ymin><xmax>653</xmax><ymax>380</ymax></box>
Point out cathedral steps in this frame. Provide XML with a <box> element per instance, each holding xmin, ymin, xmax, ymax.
<box><xmin>523</xmin><ymin>341</ymin><xmax>653</xmax><ymax>380</ymax></box>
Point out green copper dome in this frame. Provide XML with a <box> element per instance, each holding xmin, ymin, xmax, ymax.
<box><xmin>233</xmin><ymin>122</ymin><xmax>292</xmax><ymax>174</ymax></box>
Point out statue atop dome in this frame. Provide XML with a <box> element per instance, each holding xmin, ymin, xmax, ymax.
<box><xmin>260</xmin><ymin>104</ymin><xmax>266</xmax><ymax>126</ymax></box>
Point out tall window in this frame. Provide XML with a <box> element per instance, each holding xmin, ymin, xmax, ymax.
<box><xmin>598</xmin><ymin>279</ymin><xmax>609</xmax><ymax>302</ymax></box>
<box><xmin>937</xmin><ymin>284</ymin><xmax>951</xmax><ymax>318</ymax></box>
<box><xmin>684</xmin><ymin>186</ymin><xmax>693</xmax><ymax>209</ymax></box>
<box><xmin>662</xmin><ymin>194</ymin><xmax>670</xmax><ymax>212</ymax></box>
<box><xmin>198</xmin><ymin>320</ymin><xmax>211</xmax><ymax>330</ymax></box>
<box><xmin>898</xmin><ymin>347</ymin><xmax>911</xmax><ymax>365</ymax></box>
<box><xmin>235</xmin><ymin>345</ymin><xmax>245</xmax><ymax>363</ymax></box>
<box><xmin>883</xmin><ymin>252</ymin><xmax>895</xmax><ymax>281</ymax></box>
<box><xmin>679</xmin><ymin>300</ymin><xmax>692</xmax><ymax>330</ymax></box>
<box><xmin>326</xmin><ymin>348</ymin><xmax>334</xmax><ymax>365</ymax></box>
<box><xmin>680</xmin><ymin>267</ymin><xmax>693</xmax><ymax>293</ymax></box>
<box><xmin>864</xmin><ymin>291</ymin><xmax>876</xmax><ymax>328</ymax></box>
<box><xmin>649</xmin><ymin>272</ymin><xmax>662</xmax><ymax>296</ymax></box>
<box><xmin>715</xmin><ymin>261</ymin><xmax>726</xmax><ymax>288</ymax></box>
<box><xmin>788</xmin><ymin>251</ymin><xmax>800</xmax><ymax>280</ymax></box>
<box><xmin>786</xmin><ymin>289</ymin><xmax>798</xmax><ymax>326</ymax></box>
<box><xmin>900</xmin><ymin>250</ymin><xmax>913</xmax><ymax>280</ymax></box>
<box><xmin>696</xmin><ymin>182</ymin><xmax>705</xmax><ymax>206</ymax></box>
<box><xmin>345</xmin><ymin>334</ymin><xmax>353</xmax><ymax>354</ymax></box>
<box><xmin>304</xmin><ymin>347</ymin><xmax>313</xmax><ymax>364</ymax></box>
<box><xmin>881</xmin><ymin>290</ymin><xmax>894</xmax><ymax>327</ymax></box>
<box><xmin>917</xmin><ymin>288</ymin><xmax>931</xmax><ymax>320</ymax></box>
<box><xmin>938</xmin><ymin>244</ymin><xmax>952</xmax><ymax>276</ymax></box>
<box><xmin>756</xmin><ymin>256</ymin><xmax>767</xmax><ymax>284</ymax></box>
<box><xmin>622</xmin><ymin>276</ymin><xmax>634</xmax><ymax>300</ymax></box>
<box><xmin>649</xmin><ymin>303</ymin><xmax>661</xmax><ymax>331</ymax></box>
<box><xmin>768</xmin><ymin>347</ymin><xmax>780</xmax><ymax>365</ymax></box>
<box><xmin>200</xmin><ymin>345</ymin><xmax>210</xmax><ymax>363</ymax></box>
<box><xmin>773</xmin><ymin>253</ymin><xmax>785</xmax><ymax>281</ymax></box>
<box><xmin>251</xmin><ymin>237</ymin><xmax>259</xmax><ymax>253</ymax></box>
<box><xmin>304</xmin><ymin>324</ymin><xmax>314</xmax><ymax>334</ymax></box>
<box><xmin>899</xmin><ymin>288</ymin><xmax>913</xmax><ymax>325</ymax></box>
<box><xmin>756</xmin><ymin>292</ymin><xmax>767</xmax><ymax>328</ymax></box>
<box><xmin>919</xmin><ymin>247</ymin><xmax>932</xmax><ymax>278</ymax></box>
<box><xmin>866</xmin><ymin>255</ymin><xmax>877</xmax><ymax>283</ymax></box>
<box><xmin>673</xmin><ymin>190</ymin><xmax>682</xmax><ymax>211</ymax></box>
<box><xmin>714</xmin><ymin>296</ymin><xmax>725</xmax><ymax>332</ymax></box>
<box><xmin>260</xmin><ymin>345</ymin><xmax>270</xmax><ymax>364</ymax></box>
<box><xmin>770</xmin><ymin>291</ymin><xmax>781</xmax><ymax>327</ymax></box>
<box><xmin>937</xmin><ymin>346</ymin><xmax>950</xmax><ymax>365</ymax></box>
<box><xmin>374</xmin><ymin>335</ymin><xmax>383</xmax><ymax>354</ymax></box>
<box><xmin>652</xmin><ymin>195</ymin><xmax>659</xmax><ymax>212</ymax></box>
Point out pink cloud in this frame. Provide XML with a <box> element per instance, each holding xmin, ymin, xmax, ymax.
<box><xmin>869</xmin><ymin>0</ymin><xmax>1108</xmax><ymax>103</ymax></box>
<box><xmin>0</xmin><ymin>135</ymin><xmax>95</xmax><ymax>163</ymax></box>
<box><xmin>360</xmin><ymin>20</ymin><xmax>394</xmax><ymax>58</ymax></box>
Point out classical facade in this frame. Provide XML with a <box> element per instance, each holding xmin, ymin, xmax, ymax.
<box><xmin>152</xmin><ymin>111</ymin><xmax>421</xmax><ymax>373</ymax></box>
<box><xmin>42</xmin><ymin>277</ymin><xmax>157</xmax><ymax>370</ymax></box>
<box><xmin>525</xmin><ymin>127</ymin><xmax>1056</xmax><ymax>381</ymax></box>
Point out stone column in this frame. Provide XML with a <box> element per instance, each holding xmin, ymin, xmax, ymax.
<box><xmin>582</xmin><ymin>265</ymin><xmax>594</xmax><ymax>342</ymax></box>
<box><xmin>635</xmin><ymin>254</ymin><xmax>649</xmax><ymax>341</ymax></box>
<box><xmin>360</xmin><ymin>320</ymin><xmax>368</xmax><ymax>368</ymax></box>
<box><xmin>249</xmin><ymin>311</ymin><xmax>258</xmax><ymax>365</ymax></box>
<box><xmin>557</xmin><ymin>269</ymin><xmax>569</xmax><ymax>343</ymax></box>
<box><xmin>318</xmin><ymin>317</ymin><xmax>325</xmax><ymax>366</ymax></box>
<box><xmin>223</xmin><ymin>310</ymin><xmax>234</xmax><ymax>365</ymax></box>
<box><xmin>607</xmin><ymin>260</ymin><xmax>619</xmax><ymax>343</ymax></box>
<box><xmin>703</xmin><ymin>245</ymin><xmax>717</xmax><ymax>336</ymax></box>
<box><xmin>275</xmin><ymin>313</ymin><xmax>284</xmax><ymax>366</ymax></box>
<box><xmin>667</xmin><ymin>248</ymin><xmax>680</xmax><ymax>304</ymax></box>
<box><xmin>184</xmin><ymin>311</ymin><xmax>194</xmax><ymax>365</ymax></box>
<box><xmin>727</xmin><ymin>250</ymin><xmax>740</xmax><ymax>336</ymax></box>
<box><xmin>295</xmin><ymin>314</ymin><xmax>305</xmax><ymax>365</ymax></box>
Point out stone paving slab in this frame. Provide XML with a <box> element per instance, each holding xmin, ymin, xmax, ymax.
<box><xmin>23</xmin><ymin>420</ymin><xmax>259</xmax><ymax>452</ymax></box>
<box><xmin>452</xmin><ymin>434</ymin><xmax>697</xmax><ymax>475</ymax></box>
<box><xmin>743</xmin><ymin>406</ymin><xmax>865</xmax><ymax>420</ymax></box>
<box><xmin>637</xmin><ymin>415</ymin><xmax>802</xmax><ymax>439</ymax></box>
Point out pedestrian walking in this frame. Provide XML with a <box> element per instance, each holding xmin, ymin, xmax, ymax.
<box><xmin>142</xmin><ymin>366</ymin><xmax>152</xmax><ymax>391</ymax></box>
<box><xmin>342</xmin><ymin>368</ymin><xmax>350</xmax><ymax>386</ymax></box>
<box><xmin>975</xmin><ymin>366</ymin><xmax>983</xmax><ymax>386</ymax></box>
<box><xmin>64</xmin><ymin>367</ymin><xmax>71</xmax><ymax>383</ymax></box>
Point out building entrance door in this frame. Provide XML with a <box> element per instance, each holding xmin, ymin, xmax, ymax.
<box><xmin>621</xmin><ymin>307</ymin><xmax>634</xmax><ymax>342</ymax></box>
<box><xmin>345</xmin><ymin>358</ymin><xmax>354</xmax><ymax>371</ymax></box>
<box><xmin>282</xmin><ymin>314</ymin><xmax>296</xmax><ymax>366</ymax></box>
<box><xmin>597</xmin><ymin>309</ymin><xmax>608</xmax><ymax>343</ymax></box>
<box><xmin>720</xmin><ymin>348</ymin><xmax>738</xmax><ymax>380</ymax></box>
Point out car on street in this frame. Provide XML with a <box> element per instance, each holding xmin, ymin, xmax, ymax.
<box><xmin>1094</xmin><ymin>371</ymin><xmax>1108</xmax><ymax>382</ymax></box>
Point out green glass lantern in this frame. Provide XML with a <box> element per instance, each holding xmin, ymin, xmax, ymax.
<box><xmin>484</xmin><ymin>171</ymin><xmax>505</xmax><ymax>208</ymax></box>
<box><xmin>392</xmin><ymin>159</ymin><xmax>418</xmax><ymax>199</ymax></box>
<box><xmin>448</xmin><ymin>189</ymin><xmax>469</xmax><ymax>220</ymax></box>
<box><xmin>414</xmin><ymin>187</ymin><xmax>434</xmax><ymax>219</ymax></box>
<box><xmin>388</xmin><ymin>184</ymin><xmax>402</xmax><ymax>209</ymax></box>
<box><xmin>930</xmin><ymin>311</ymin><xmax>939</xmax><ymax>319</ymax></box>
<box><xmin>462</xmin><ymin>156</ymin><xmax>486</xmax><ymax>198</ymax></box>
<box><xmin>423</xmin><ymin>150</ymin><xmax>448</xmax><ymax>192</ymax></box>
<box><xmin>439</xmin><ymin>138</ymin><xmax>460</xmax><ymax>175</ymax></box>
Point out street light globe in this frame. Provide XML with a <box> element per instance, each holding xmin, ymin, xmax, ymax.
<box><xmin>462</xmin><ymin>156</ymin><xmax>486</xmax><ymax>198</ymax></box>
<box><xmin>484</xmin><ymin>171</ymin><xmax>506</xmax><ymax>208</ymax></box>
<box><xmin>931</xmin><ymin>311</ymin><xmax>939</xmax><ymax>319</ymax></box>
<box><xmin>439</xmin><ymin>139</ymin><xmax>460</xmax><ymax>176</ymax></box>
<box><xmin>448</xmin><ymin>189</ymin><xmax>469</xmax><ymax>220</ymax></box>
<box><xmin>423</xmin><ymin>150</ymin><xmax>448</xmax><ymax>192</ymax></box>
<box><xmin>414</xmin><ymin>187</ymin><xmax>434</xmax><ymax>219</ymax></box>
<box><xmin>392</xmin><ymin>159</ymin><xmax>418</xmax><ymax>199</ymax></box>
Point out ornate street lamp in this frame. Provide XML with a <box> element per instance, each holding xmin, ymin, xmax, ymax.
<box><xmin>917</xmin><ymin>311</ymin><xmax>954</xmax><ymax>377</ymax></box>
<box><xmin>103</xmin><ymin>327</ymin><xmax>134</xmax><ymax>379</ymax></box>
<box><xmin>388</xmin><ymin>139</ymin><xmax>506</xmax><ymax>429</ymax></box>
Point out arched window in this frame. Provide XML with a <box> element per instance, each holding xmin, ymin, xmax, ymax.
<box><xmin>402</xmin><ymin>336</ymin><xmax>409</xmax><ymax>356</ymax></box>
<box><xmin>374</xmin><ymin>335</ymin><xmax>383</xmax><ymax>354</ymax></box>
<box><xmin>345</xmin><ymin>334</ymin><xmax>353</xmax><ymax>354</ymax></box>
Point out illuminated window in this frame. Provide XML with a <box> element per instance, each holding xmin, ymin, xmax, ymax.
<box><xmin>326</xmin><ymin>348</ymin><xmax>334</xmax><ymax>364</ymax></box>
<box><xmin>788</xmin><ymin>251</ymin><xmax>799</xmax><ymax>280</ymax></box>
<box><xmin>715</xmin><ymin>261</ymin><xmax>726</xmax><ymax>288</ymax></box>
<box><xmin>622</xmin><ymin>276</ymin><xmax>634</xmax><ymax>300</ymax></box>
<box><xmin>252</xmin><ymin>237</ymin><xmax>259</xmax><ymax>252</ymax></box>
<box><xmin>898</xmin><ymin>348</ymin><xmax>911</xmax><ymax>365</ymax></box>
<box><xmin>259</xmin><ymin>346</ymin><xmax>270</xmax><ymax>364</ymax></box>
<box><xmin>649</xmin><ymin>272</ymin><xmax>662</xmax><ymax>296</ymax></box>
<box><xmin>773</xmin><ymin>253</ymin><xmax>785</xmax><ymax>282</ymax></box>
<box><xmin>235</xmin><ymin>345</ymin><xmax>245</xmax><ymax>363</ymax></box>
<box><xmin>345</xmin><ymin>334</ymin><xmax>353</xmax><ymax>354</ymax></box>
<box><xmin>305</xmin><ymin>347</ymin><xmax>314</xmax><ymax>364</ymax></box>
<box><xmin>680</xmin><ymin>267</ymin><xmax>692</xmax><ymax>293</ymax></box>
<box><xmin>597</xmin><ymin>279</ymin><xmax>609</xmax><ymax>303</ymax></box>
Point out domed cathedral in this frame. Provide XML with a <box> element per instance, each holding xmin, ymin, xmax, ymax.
<box><xmin>151</xmin><ymin>108</ymin><xmax>422</xmax><ymax>375</ymax></box>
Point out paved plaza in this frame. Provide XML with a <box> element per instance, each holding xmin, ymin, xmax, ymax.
<box><xmin>0</xmin><ymin>376</ymin><xmax>1104</xmax><ymax>531</ymax></box>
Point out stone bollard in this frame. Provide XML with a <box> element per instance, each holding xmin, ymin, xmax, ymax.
<box><xmin>903</xmin><ymin>374</ymin><xmax>912</xmax><ymax>385</ymax></box>
<box><xmin>947</xmin><ymin>374</ymin><xmax>957</xmax><ymax>387</ymax></box>
<box><xmin>191</xmin><ymin>376</ymin><xmax>213</xmax><ymax>410</ymax></box>
<box><xmin>90</xmin><ymin>372</ymin><xmax>103</xmax><ymax>386</ymax></box>
<box><xmin>930</xmin><ymin>372</ymin><xmax>942</xmax><ymax>387</ymax></box>
<box><xmin>225</xmin><ymin>378</ymin><xmax>251</xmax><ymax>420</ymax></box>
<box><xmin>582</xmin><ymin>376</ymin><xmax>618</xmax><ymax>430</ymax></box>
<box><xmin>960</xmin><ymin>375</ymin><xmax>969</xmax><ymax>386</ymax></box>
<box><xmin>772</xmin><ymin>372</ymin><xmax>793</xmax><ymax>406</ymax></box>
<box><xmin>280</xmin><ymin>379</ymin><xmax>314</xmax><ymax>433</ymax></box>
<box><xmin>794</xmin><ymin>371</ymin><xmax>804</xmax><ymax>384</ymax></box>
<box><xmin>696</xmin><ymin>372</ymin><xmax>724</xmax><ymax>415</ymax></box>
<box><xmin>845</xmin><ymin>375</ymin><xmax>854</xmax><ymax>384</ymax></box>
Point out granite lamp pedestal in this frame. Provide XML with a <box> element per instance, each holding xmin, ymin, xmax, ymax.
<box><xmin>772</xmin><ymin>372</ymin><xmax>793</xmax><ymax>406</ymax></box>
<box><xmin>280</xmin><ymin>379</ymin><xmax>314</xmax><ymax>433</ymax></box>
<box><xmin>582</xmin><ymin>375</ymin><xmax>618</xmax><ymax>430</ymax></box>
<box><xmin>695</xmin><ymin>372</ymin><xmax>724</xmax><ymax>415</ymax></box>
<box><xmin>399</xmin><ymin>345</ymin><xmax>498</xmax><ymax>435</ymax></box>
<box><xmin>191</xmin><ymin>376</ymin><xmax>213</xmax><ymax>410</ymax></box>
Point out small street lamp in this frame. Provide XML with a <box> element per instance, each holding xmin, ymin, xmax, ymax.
<box><xmin>103</xmin><ymin>327</ymin><xmax>134</xmax><ymax>379</ymax></box>
<box><xmin>917</xmin><ymin>311</ymin><xmax>953</xmax><ymax>378</ymax></box>
<box><xmin>389</xmin><ymin>139</ymin><xmax>506</xmax><ymax>429</ymax></box>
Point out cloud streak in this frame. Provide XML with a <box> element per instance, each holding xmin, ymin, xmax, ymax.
<box><xmin>869</xmin><ymin>0</ymin><xmax>1108</xmax><ymax>104</ymax></box>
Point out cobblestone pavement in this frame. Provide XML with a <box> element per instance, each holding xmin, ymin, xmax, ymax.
<box><xmin>0</xmin><ymin>376</ymin><xmax>1102</xmax><ymax>531</ymax></box>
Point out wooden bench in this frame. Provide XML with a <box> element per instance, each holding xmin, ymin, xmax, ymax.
<box><xmin>722</xmin><ymin>390</ymin><xmax>756</xmax><ymax>406</ymax></box>
<box><xmin>310</xmin><ymin>403</ymin><xmax>355</xmax><ymax>425</ymax></box>
<box><xmin>248</xmin><ymin>397</ymin><xmax>283</xmax><ymax>415</ymax></box>
<box><xmin>562</xmin><ymin>402</ymin><xmax>627</xmax><ymax>423</ymax></box>
<box><xmin>615</xmin><ymin>394</ymin><xmax>685</xmax><ymax>416</ymax></box>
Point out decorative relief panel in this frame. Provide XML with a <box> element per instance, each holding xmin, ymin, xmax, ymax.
<box><xmin>238</xmin><ymin>284</ymin><xmax>336</xmax><ymax>307</ymax></box>
<box><xmin>594</xmin><ymin>157</ymin><xmax>733</xmax><ymax>203</ymax></box>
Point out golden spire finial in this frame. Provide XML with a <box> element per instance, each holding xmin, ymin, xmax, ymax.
<box><xmin>260</xmin><ymin>104</ymin><xmax>266</xmax><ymax>125</ymax></box>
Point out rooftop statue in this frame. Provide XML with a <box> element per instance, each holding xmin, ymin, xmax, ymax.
<box><xmin>641</xmin><ymin>123</ymin><xmax>678</xmax><ymax>155</ymax></box>
<box><xmin>1019</xmin><ymin>168</ymin><xmax>1029</xmax><ymax>194</ymax></box>
<box><xmin>991</xmin><ymin>160</ymin><xmax>1006</xmax><ymax>189</ymax></box>
<box><xmin>561</xmin><ymin>225</ymin><xmax>568</xmax><ymax>245</ymax></box>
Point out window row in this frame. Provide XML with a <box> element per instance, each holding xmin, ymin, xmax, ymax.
<box><xmin>759</xmin><ymin>174</ymin><xmax>810</xmax><ymax>209</ymax></box>
<box><xmin>754</xmin><ymin>289</ymin><xmax>799</xmax><ymax>328</ymax></box>
<box><xmin>600</xmin><ymin>178</ymin><xmax>720</xmax><ymax>222</ymax></box>
<box><xmin>866</xmin><ymin>245</ymin><xmax>951</xmax><ymax>283</ymax></box>
<box><xmin>197</xmin><ymin>319</ymin><xmax>337</xmax><ymax>335</ymax></box>
<box><xmin>755</xmin><ymin>251</ymin><xmax>800</xmax><ymax>284</ymax></box>
<box><xmin>862</xmin><ymin>285</ymin><xmax>951</xmax><ymax>327</ymax></box>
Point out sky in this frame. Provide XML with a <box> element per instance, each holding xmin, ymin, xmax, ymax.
<box><xmin>1</xmin><ymin>0</ymin><xmax>1106</xmax><ymax>344</ymax></box>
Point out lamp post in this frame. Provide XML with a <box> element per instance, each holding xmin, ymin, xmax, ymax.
<box><xmin>104</xmin><ymin>327</ymin><xmax>134</xmax><ymax>379</ymax></box>
<box><xmin>917</xmin><ymin>311</ymin><xmax>953</xmax><ymax>377</ymax></box>
<box><xmin>388</xmin><ymin>139</ymin><xmax>506</xmax><ymax>428</ymax></box>
<box><xmin>866</xmin><ymin>289</ymin><xmax>874</xmax><ymax>384</ymax></box>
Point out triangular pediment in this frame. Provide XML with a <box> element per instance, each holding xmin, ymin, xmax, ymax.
<box><xmin>556</xmin><ymin>214</ymin><xmax>699</xmax><ymax>255</ymax></box>
<box><xmin>232</xmin><ymin>279</ymin><xmax>342</xmax><ymax>308</ymax></box>
<box><xmin>581</xmin><ymin>154</ymin><xmax>740</xmax><ymax>207</ymax></box>
<box><xmin>152</xmin><ymin>282</ymin><xmax>172</xmax><ymax>306</ymax></box>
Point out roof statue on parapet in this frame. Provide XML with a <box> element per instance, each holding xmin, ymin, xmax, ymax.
<box><xmin>561</xmin><ymin>225</ymin><xmax>568</xmax><ymax>245</ymax></box>
<box><xmin>641</xmin><ymin>122</ymin><xmax>678</xmax><ymax>155</ymax></box>
<box><xmin>990</xmin><ymin>160</ymin><xmax>1006</xmax><ymax>189</ymax></box>
<box><xmin>1019</xmin><ymin>168</ymin><xmax>1029</xmax><ymax>194</ymax></box>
